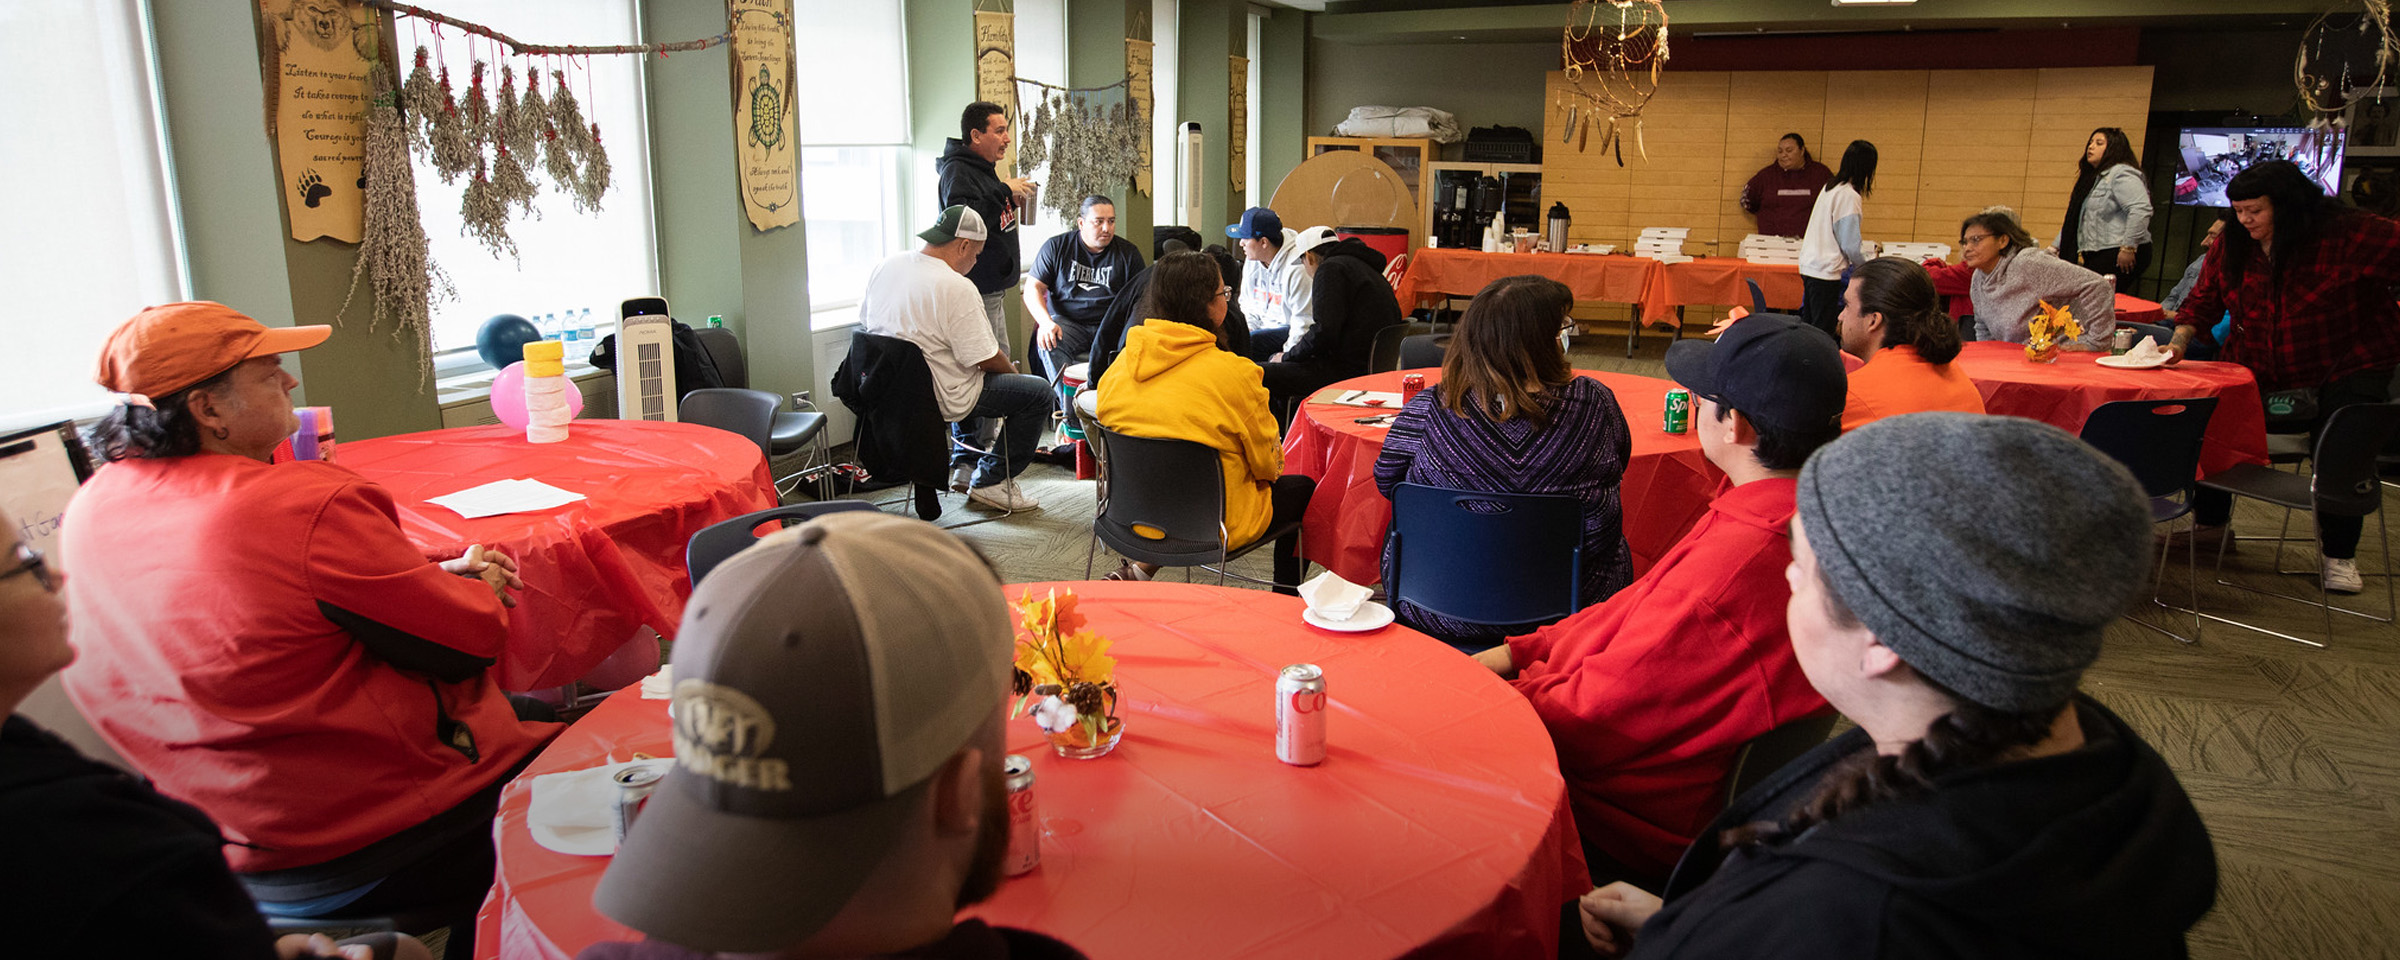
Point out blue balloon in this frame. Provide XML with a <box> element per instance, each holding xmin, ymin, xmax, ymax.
<box><xmin>475</xmin><ymin>314</ymin><xmax>543</xmax><ymax>371</ymax></box>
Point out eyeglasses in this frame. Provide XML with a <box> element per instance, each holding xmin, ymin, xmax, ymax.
<box><xmin>1960</xmin><ymin>233</ymin><xmax>1996</xmax><ymax>246</ymax></box>
<box><xmin>6</xmin><ymin>543</ymin><xmax>55</xmax><ymax>592</ymax></box>
<box><xmin>1217</xmin><ymin>286</ymin><xmax>1232</xmax><ymax>300</ymax></box>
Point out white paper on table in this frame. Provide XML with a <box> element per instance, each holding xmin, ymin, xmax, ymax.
<box><xmin>1316</xmin><ymin>390</ymin><xmax>1407</xmax><ymax>407</ymax></box>
<box><xmin>426</xmin><ymin>478</ymin><xmax>589</xmax><ymax>519</ymax></box>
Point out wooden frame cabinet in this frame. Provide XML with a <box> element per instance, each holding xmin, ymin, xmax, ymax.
<box><xmin>1306</xmin><ymin>136</ymin><xmax>1436</xmax><ymax>228</ymax></box>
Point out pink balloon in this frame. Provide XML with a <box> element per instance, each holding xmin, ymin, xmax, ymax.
<box><xmin>488</xmin><ymin>361</ymin><xmax>585</xmax><ymax>431</ymax></box>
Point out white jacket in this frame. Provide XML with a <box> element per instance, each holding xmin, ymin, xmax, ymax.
<box><xmin>1798</xmin><ymin>183</ymin><xmax>1864</xmax><ymax>281</ymax></box>
<box><xmin>1239</xmin><ymin>227</ymin><xmax>1314</xmax><ymax>349</ymax></box>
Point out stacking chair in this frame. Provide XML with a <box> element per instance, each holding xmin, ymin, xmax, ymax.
<box><xmin>2116</xmin><ymin>320</ymin><xmax>2175</xmax><ymax>348</ymax></box>
<box><xmin>1745</xmin><ymin>277</ymin><xmax>1767</xmax><ymax>315</ymax></box>
<box><xmin>690</xmin><ymin>328</ymin><xmax>834</xmax><ymax>499</ymax></box>
<box><xmin>1724</xmin><ymin>712</ymin><xmax>1841</xmax><ymax>805</ymax></box>
<box><xmin>1397</xmin><ymin>333</ymin><xmax>1452</xmax><ymax>370</ymax></box>
<box><xmin>2078</xmin><ymin>397</ymin><xmax>2220</xmax><ymax>644</ymax></box>
<box><xmin>2186</xmin><ymin>402</ymin><xmax>2400</xmax><ymax>648</ymax></box>
<box><xmin>679</xmin><ymin>388</ymin><xmax>780</xmax><ymax>462</ymax></box>
<box><xmin>1080</xmin><ymin>423</ymin><xmax>1303</xmax><ymax>587</ymax></box>
<box><xmin>687</xmin><ymin>501</ymin><xmax>879</xmax><ymax>587</ymax></box>
<box><xmin>1369</xmin><ymin>321</ymin><xmax>1443</xmax><ymax>373</ymax></box>
<box><xmin>1387</xmin><ymin>483</ymin><xmax>1584</xmax><ymax>647</ymax></box>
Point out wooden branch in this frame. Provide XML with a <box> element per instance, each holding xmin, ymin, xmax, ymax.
<box><xmin>360</xmin><ymin>0</ymin><xmax>731</xmax><ymax>57</ymax></box>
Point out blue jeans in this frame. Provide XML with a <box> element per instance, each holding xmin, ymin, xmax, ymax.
<box><xmin>1244</xmin><ymin>325</ymin><xmax>1290</xmax><ymax>363</ymax></box>
<box><xmin>952</xmin><ymin>372</ymin><xmax>1051</xmax><ymax>487</ymax></box>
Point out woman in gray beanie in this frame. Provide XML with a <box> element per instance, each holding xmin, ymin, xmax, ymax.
<box><xmin>1577</xmin><ymin>412</ymin><xmax>2218</xmax><ymax>959</ymax></box>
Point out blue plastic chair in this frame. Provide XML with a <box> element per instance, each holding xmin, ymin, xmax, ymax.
<box><xmin>1387</xmin><ymin>483</ymin><xmax>1584</xmax><ymax>642</ymax></box>
<box><xmin>2078</xmin><ymin>397</ymin><xmax>2219</xmax><ymax>644</ymax></box>
<box><xmin>686</xmin><ymin>501</ymin><xmax>880</xmax><ymax>587</ymax></box>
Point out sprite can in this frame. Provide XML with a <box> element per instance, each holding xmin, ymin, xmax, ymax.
<box><xmin>1664</xmin><ymin>388</ymin><xmax>1691</xmax><ymax>435</ymax></box>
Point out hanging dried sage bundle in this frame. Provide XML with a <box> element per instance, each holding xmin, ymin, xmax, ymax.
<box><xmin>340</xmin><ymin>66</ymin><xmax>451</xmax><ymax>385</ymax></box>
<box><xmin>549</xmin><ymin>71</ymin><xmax>591</xmax><ymax>161</ymax></box>
<box><xmin>492</xmin><ymin>142</ymin><xmax>539</xmax><ymax>215</ymax></box>
<box><xmin>427</xmin><ymin>66</ymin><xmax>474</xmax><ymax>183</ymax></box>
<box><xmin>574</xmin><ymin>124</ymin><xmax>612</xmax><ymax>214</ymax></box>
<box><xmin>517</xmin><ymin>68</ymin><xmax>548</xmax><ymax>149</ymax></box>
<box><xmin>460</xmin><ymin>154</ymin><xmax>517</xmax><ymax>259</ymax></box>
<box><xmin>499</xmin><ymin>65</ymin><xmax>540</xmax><ymax>163</ymax></box>
<box><xmin>461</xmin><ymin>61</ymin><xmax>493</xmax><ymax>149</ymax></box>
<box><xmin>1017</xmin><ymin>94</ymin><xmax>1049</xmax><ymax>171</ymax></box>
<box><xmin>400</xmin><ymin>46</ymin><xmax>439</xmax><ymax>151</ymax></box>
<box><xmin>541</xmin><ymin>118</ymin><xmax>579</xmax><ymax>197</ymax></box>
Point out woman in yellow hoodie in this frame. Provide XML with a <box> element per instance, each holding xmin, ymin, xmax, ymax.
<box><xmin>1094</xmin><ymin>251</ymin><xmax>1316</xmax><ymax>591</ymax></box>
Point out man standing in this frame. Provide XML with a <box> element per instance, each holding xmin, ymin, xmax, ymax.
<box><xmin>1739</xmin><ymin>133</ymin><xmax>1832</xmax><ymax>238</ymax></box>
<box><xmin>1024</xmin><ymin>194</ymin><xmax>1145</xmax><ymax>388</ymax></box>
<box><xmin>939</xmin><ymin>102</ymin><xmax>1039</xmax><ymax>353</ymax></box>
<box><xmin>1474</xmin><ymin>315</ymin><xmax>1846</xmax><ymax>885</ymax></box>
<box><xmin>1228</xmin><ymin>206</ymin><xmax>1312</xmax><ymax>363</ymax></box>
<box><xmin>858</xmin><ymin>206</ymin><xmax>1050</xmax><ymax>512</ymax></box>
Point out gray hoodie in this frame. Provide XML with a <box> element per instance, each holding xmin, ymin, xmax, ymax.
<box><xmin>1971</xmin><ymin>248</ymin><xmax>2118</xmax><ymax>349</ymax></box>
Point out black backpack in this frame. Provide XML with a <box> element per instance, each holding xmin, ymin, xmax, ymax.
<box><xmin>587</xmin><ymin>320</ymin><xmax>729</xmax><ymax>399</ymax></box>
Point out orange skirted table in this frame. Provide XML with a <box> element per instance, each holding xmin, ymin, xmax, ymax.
<box><xmin>1635</xmin><ymin>259</ymin><xmax>1806</xmax><ymax>325</ymax></box>
<box><xmin>1282</xmin><ymin>369</ymin><xmax>1720</xmax><ymax>586</ymax></box>
<box><xmin>339</xmin><ymin>420</ymin><xmax>775</xmax><ymax>691</ymax></box>
<box><xmin>1394</xmin><ymin>247</ymin><xmax>1656</xmax><ymax>311</ymax></box>
<box><xmin>471</xmin><ymin>581</ymin><xmax>1586</xmax><ymax>960</ymax></box>
<box><xmin>1950</xmin><ymin>341</ymin><xmax>2268</xmax><ymax>475</ymax></box>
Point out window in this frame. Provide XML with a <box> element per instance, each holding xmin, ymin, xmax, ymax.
<box><xmin>412</xmin><ymin>0</ymin><xmax>656</xmax><ymax>363</ymax></box>
<box><xmin>797</xmin><ymin>0</ymin><xmax>909</xmax><ymax>326</ymax></box>
<box><xmin>1</xmin><ymin>0</ymin><xmax>183</xmax><ymax>426</ymax></box>
<box><xmin>1013</xmin><ymin>0</ymin><xmax>1069</xmax><ymax>269</ymax></box>
<box><xmin>1245</xmin><ymin>9</ymin><xmax>1263</xmax><ymax>210</ymax></box>
<box><xmin>1151</xmin><ymin>0</ymin><xmax>1180</xmax><ymax>228</ymax></box>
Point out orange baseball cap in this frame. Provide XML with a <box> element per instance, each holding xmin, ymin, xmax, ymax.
<box><xmin>94</xmin><ymin>302</ymin><xmax>332</xmax><ymax>400</ymax></box>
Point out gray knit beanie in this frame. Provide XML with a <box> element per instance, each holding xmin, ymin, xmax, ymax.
<box><xmin>1794</xmin><ymin>412</ymin><xmax>2151</xmax><ymax>711</ymax></box>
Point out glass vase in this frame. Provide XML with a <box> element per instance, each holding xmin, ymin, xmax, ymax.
<box><xmin>2024</xmin><ymin>343</ymin><xmax>2059</xmax><ymax>364</ymax></box>
<box><xmin>1048</xmin><ymin>717</ymin><xmax>1124</xmax><ymax>759</ymax></box>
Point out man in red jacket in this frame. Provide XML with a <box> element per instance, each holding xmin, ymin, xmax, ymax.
<box><xmin>1475</xmin><ymin>315</ymin><xmax>1845</xmax><ymax>884</ymax></box>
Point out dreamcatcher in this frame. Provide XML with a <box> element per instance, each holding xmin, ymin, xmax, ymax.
<box><xmin>2296</xmin><ymin>0</ymin><xmax>2397</xmax><ymax>115</ymax></box>
<box><xmin>1556</xmin><ymin>0</ymin><xmax>1669</xmax><ymax>167</ymax></box>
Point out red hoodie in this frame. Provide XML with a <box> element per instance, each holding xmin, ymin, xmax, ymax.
<box><xmin>1505</xmin><ymin>477</ymin><xmax>1830</xmax><ymax>877</ymax></box>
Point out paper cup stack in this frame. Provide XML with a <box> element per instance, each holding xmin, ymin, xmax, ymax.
<box><xmin>522</xmin><ymin>339</ymin><xmax>572</xmax><ymax>444</ymax></box>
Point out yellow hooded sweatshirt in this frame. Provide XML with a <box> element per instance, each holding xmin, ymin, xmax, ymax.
<box><xmin>1094</xmin><ymin>318</ymin><xmax>1284</xmax><ymax>547</ymax></box>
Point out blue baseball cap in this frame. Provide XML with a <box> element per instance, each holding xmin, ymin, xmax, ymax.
<box><xmin>1663</xmin><ymin>314</ymin><xmax>1846</xmax><ymax>434</ymax></box>
<box><xmin>1226</xmin><ymin>207</ymin><xmax>1283</xmax><ymax>240</ymax></box>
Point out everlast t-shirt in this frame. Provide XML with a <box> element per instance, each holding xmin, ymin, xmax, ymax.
<box><xmin>1030</xmin><ymin>233</ymin><xmax>1145</xmax><ymax>328</ymax></box>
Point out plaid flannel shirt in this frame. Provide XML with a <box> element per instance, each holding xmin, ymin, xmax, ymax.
<box><xmin>2181</xmin><ymin>211</ymin><xmax>2400</xmax><ymax>392</ymax></box>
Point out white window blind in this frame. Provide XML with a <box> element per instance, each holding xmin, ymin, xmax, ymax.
<box><xmin>1014</xmin><ymin>0</ymin><xmax>1070</xmax><ymax>267</ymax></box>
<box><xmin>797</xmin><ymin>0</ymin><xmax>911</xmax><ymax>322</ymax></box>
<box><xmin>1151</xmin><ymin>0</ymin><xmax>1180</xmax><ymax>228</ymax></box>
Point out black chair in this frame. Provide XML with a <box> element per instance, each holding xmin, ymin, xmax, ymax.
<box><xmin>1724</xmin><ymin>712</ymin><xmax>1840</xmax><ymax>806</ymax></box>
<box><xmin>2078</xmin><ymin>397</ymin><xmax>2220</xmax><ymax>644</ymax></box>
<box><xmin>2189</xmin><ymin>402</ymin><xmax>2400</xmax><ymax>648</ymax></box>
<box><xmin>678</xmin><ymin>388</ymin><xmax>780</xmax><ymax>463</ymax></box>
<box><xmin>691</xmin><ymin>328</ymin><xmax>833</xmax><ymax>500</ymax></box>
<box><xmin>1369</xmin><ymin>321</ymin><xmax>1443</xmax><ymax>374</ymax></box>
<box><xmin>1745</xmin><ymin>277</ymin><xmax>1767</xmax><ymax>315</ymax></box>
<box><xmin>2117</xmin><ymin>320</ymin><xmax>2175</xmax><ymax>348</ymax></box>
<box><xmin>1397</xmin><ymin>334</ymin><xmax>1451</xmax><ymax>370</ymax></box>
<box><xmin>1387</xmin><ymin>483</ymin><xmax>1584</xmax><ymax>644</ymax></box>
<box><xmin>1080</xmin><ymin>423</ymin><xmax>1302</xmax><ymax>587</ymax></box>
<box><xmin>687</xmin><ymin>501</ymin><xmax>880</xmax><ymax>587</ymax></box>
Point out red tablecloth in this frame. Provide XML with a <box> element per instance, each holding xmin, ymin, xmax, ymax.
<box><xmin>472</xmin><ymin>581</ymin><xmax>1585</xmax><ymax>960</ymax></box>
<box><xmin>1951</xmin><ymin>342</ymin><xmax>2268</xmax><ymax>475</ymax></box>
<box><xmin>2114</xmin><ymin>293</ymin><xmax>2165</xmax><ymax>327</ymax></box>
<box><xmin>1923</xmin><ymin>264</ymin><xmax>2165</xmax><ymax>326</ymax></box>
<box><xmin>1635</xmin><ymin>259</ymin><xmax>1805</xmax><ymax>326</ymax></box>
<box><xmin>340</xmin><ymin>420</ymin><xmax>775</xmax><ymax>691</ymax></box>
<box><xmin>1282</xmin><ymin>370</ymin><xmax>1721</xmax><ymax>586</ymax></box>
<box><xmin>1395</xmin><ymin>248</ymin><xmax>1655</xmax><ymax>312</ymax></box>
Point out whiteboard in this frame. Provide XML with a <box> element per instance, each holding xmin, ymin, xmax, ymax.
<box><xmin>0</xmin><ymin>422</ymin><xmax>93</xmax><ymax>565</ymax></box>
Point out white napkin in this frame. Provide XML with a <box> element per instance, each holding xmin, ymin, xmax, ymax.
<box><xmin>527</xmin><ymin>758</ymin><xmax>673</xmax><ymax>856</ymax></box>
<box><xmin>2123</xmin><ymin>336</ymin><xmax>2170</xmax><ymax>365</ymax></box>
<box><xmin>1299</xmin><ymin>571</ymin><xmax>1372</xmax><ymax>621</ymax></box>
<box><xmin>639</xmin><ymin>665</ymin><xmax>673</xmax><ymax>699</ymax></box>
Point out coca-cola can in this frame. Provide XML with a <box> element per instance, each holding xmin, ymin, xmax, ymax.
<box><xmin>1276</xmin><ymin>663</ymin><xmax>1328</xmax><ymax>766</ymax></box>
<box><xmin>1400</xmin><ymin>373</ymin><xmax>1427</xmax><ymax>404</ymax></box>
<box><xmin>611</xmin><ymin>764</ymin><xmax>663</xmax><ymax>845</ymax></box>
<box><xmin>1002</xmin><ymin>754</ymin><xmax>1040</xmax><ymax>875</ymax></box>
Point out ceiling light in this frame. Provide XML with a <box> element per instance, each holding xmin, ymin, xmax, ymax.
<box><xmin>1830</xmin><ymin>0</ymin><xmax>1916</xmax><ymax>6</ymax></box>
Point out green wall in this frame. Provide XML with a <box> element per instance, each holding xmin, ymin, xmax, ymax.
<box><xmin>1256</xmin><ymin>8</ymin><xmax>1306</xmax><ymax>209</ymax></box>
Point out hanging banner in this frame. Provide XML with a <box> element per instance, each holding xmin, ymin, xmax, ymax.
<box><xmin>974</xmin><ymin>10</ymin><xmax>1018</xmax><ymax>177</ymax></box>
<box><xmin>260</xmin><ymin>0</ymin><xmax>375</xmax><ymax>243</ymax></box>
<box><xmin>1229</xmin><ymin>55</ymin><xmax>1249</xmax><ymax>194</ymax></box>
<box><xmin>728</xmin><ymin>0</ymin><xmax>799</xmax><ymax>231</ymax></box>
<box><xmin>1128</xmin><ymin>39</ymin><xmax>1155</xmax><ymax>198</ymax></box>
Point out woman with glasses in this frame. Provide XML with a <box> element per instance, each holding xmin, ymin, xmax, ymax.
<box><xmin>1960</xmin><ymin>208</ymin><xmax>2116</xmax><ymax>348</ymax></box>
<box><xmin>1372</xmin><ymin>275</ymin><xmax>1634</xmax><ymax>648</ymax></box>
<box><xmin>1093</xmin><ymin>251</ymin><xmax>1316</xmax><ymax>590</ymax></box>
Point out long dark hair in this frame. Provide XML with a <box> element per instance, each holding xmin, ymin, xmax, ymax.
<box><xmin>2077</xmin><ymin>126</ymin><xmax>2140</xmax><ymax>177</ymax></box>
<box><xmin>1439</xmin><ymin>275</ymin><xmax>1575</xmax><ymax>426</ymax></box>
<box><xmin>1138</xmin><ymin>251</ymin><xmax>1224</xmax><ymax>333</ymax></box>
<box><xmin>1960</xmin><ymin>209</ymin><xmax>2039</xmax><ymax>259</ymax></box>
<box><xmin>1829</xmin><ymin>140</ymin><xmax>1878</xmax><ymax>197</ymax></box>
<box><xmin>1721</xmin><ymin>572</ymin><xmax>2065</xmax><ymax>850</ymax></box>
<box><xmin>2217</xmin><ymin>159</ymin><xmax>2347</xmax><ymax>284</ymax></box>
<box><xmin>84</xmin><ymin>367</ymin><xmax>240</xmax><ymax>462</ymax></box>
<box><xmin>1851</xmin><ymin>257</ymin><xmax>1960</xmax><ymax>363</ymax></box>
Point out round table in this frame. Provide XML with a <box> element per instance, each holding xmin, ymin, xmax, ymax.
<box><xmin>1949</xmin><ymin>341</ymin><xmax>2268</xmax><ymax>475</ymax></box>
<box><xmin>471</xmin><ymin>581</ymin><xmax>1584</xmax><ymax>960</ymax></box>
<box><xmin>1282</xmin><ymin>369</ymin><xmax>1721</xmax><ymax>586</ymax></box>
<box><xmin>340</xmin><ymin>420</ymin><xmax>776</xmax><ymax>691</ymax></box>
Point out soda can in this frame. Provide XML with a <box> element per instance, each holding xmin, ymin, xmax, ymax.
<box><xmin>1400</xmin><ymin>373</ymin><xmax>1427</xmax><ymax>404</ymax></box>
<box><xmin>1276</xmin><ymin>663</ymin><xmax>1328</xmax><ymax>766</ymax></box>
<box><xmin>1664</xmin><ymin>388</ymin><xmax>1691</xmax><ymax>435</ymax></box>
<box><xmin>611</xmin><ymin>764</ymin><xmax>664</xmax><ymax>845</ymax></box>
<box><xmin>1002</xmin><ymin>754</ymin><xmax>1040</xmax><ymax>875</ymax></box>
<box><xmin>2112</xmin><ymin>328</ymin><xmax>2133</xmax><ymax>356</ymax></box>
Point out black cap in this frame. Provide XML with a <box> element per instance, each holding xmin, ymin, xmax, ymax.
<box><xmin>1663</xmin><ymin>314</ymin><xmax>1846</xmax><ymax>434</ymax></box>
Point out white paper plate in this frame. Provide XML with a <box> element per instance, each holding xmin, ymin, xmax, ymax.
<box><xmin>528</xmin><ymin>759</ymin><xmax>673</xmax><ymax>857</ymax></box>
<box><xmin>1302</xmin><ymin>600</ymin><xmax>1395</xmax><ymax>633</ymax></box>
<box><xmin>2095</xmin><ymin>354</ymin><xmax>2170</xmax><ymax>370</ymax></box>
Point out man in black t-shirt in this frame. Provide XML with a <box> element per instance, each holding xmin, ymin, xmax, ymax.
<box><xmin>1023</xmin><ymin>195</ymin><xmax>1146</xmax><ymax>399</ymax></box>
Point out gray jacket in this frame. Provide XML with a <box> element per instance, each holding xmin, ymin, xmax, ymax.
<box><xmin>2075</xmin><ymin>164</ymin><xmax>2153</xmax><ymax>252</ymax></box>
<box><xmin>1971</xmin><ymin>248</ymin><xmax>2118</xmax><ymax>349</ymax></box>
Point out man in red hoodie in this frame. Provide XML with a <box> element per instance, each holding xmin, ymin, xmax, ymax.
<box><xmin>1475</xmin><ymin>315</ymin><xmax>1845</xmax><ymax>884</ymax></box>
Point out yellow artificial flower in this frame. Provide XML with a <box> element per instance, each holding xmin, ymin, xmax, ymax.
<box><xmin>1056</xmin><ymin>629</ymin><xmax>1117</xmax><ymax>687</ymax></box>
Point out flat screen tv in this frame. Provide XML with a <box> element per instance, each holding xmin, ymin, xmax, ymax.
<box><xmin>2173</xmin><ymin>126</ymin><xmax>2346</xmax><ymax>207</ymax></box>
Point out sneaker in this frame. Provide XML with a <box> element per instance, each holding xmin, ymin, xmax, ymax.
<box><xmin>2323</xmin><ymin>557</ymin><xmax>2364</xmax><ymax>594</ymax></box>
<box><xmin>967</xmin><ymin>479</ymin><xmax>1041</xmax><ymax>512</ymax></box>
<box><xmin>2156</xmin><ymin>523</ymin><xmax>2236</xmax><ymax>555</ymax></box>
<box><xmin>948</xmin><ymin>463</ymin><xmax>973</xmax><ymax>494</ymax></box>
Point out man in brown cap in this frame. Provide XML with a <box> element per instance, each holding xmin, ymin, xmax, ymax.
<box><xmin>60</xmin><ymin>302</ymin><xmax>555</xmax><ymax>959</ymax></box>
<box><xmin>582</xmin><ymin>511</ymin><xmax>1084</xmax><ymax>960</ymax></box>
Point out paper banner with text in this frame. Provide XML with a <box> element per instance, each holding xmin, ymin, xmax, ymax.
<box><xmin>974</xmin><ymin>10</ymin><xmax>1017</xmax><ymax>177</ymax></box>
<box><xmin>1229</xmin><ymin>55</ymin><xmax>1249</xmax><ymax>194</ymax></box>
<box><xmin>1128</xmin><ymin>39</ymin><xmax>1154</xmax><ymax>198</ymax></box>
<box><xmin>260</xmin><ymin>0</ymin><xmax>375</xmax><ymax>243</ymax></box>
<box><xmin>729</xmin><ymin>0</ymin><xmax>799</xmax><ymax>231</ymax></box>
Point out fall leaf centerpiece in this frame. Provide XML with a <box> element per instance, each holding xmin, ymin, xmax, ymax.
<box><xmin>2024</xmin><ymin>299</ymin><xmax>2081</xmax><ymax>363</ymax></box>
<box><xmin>1010</xmin><ymin>588</ymin><xmax>1125</xmax><ymax>759</ymax></box>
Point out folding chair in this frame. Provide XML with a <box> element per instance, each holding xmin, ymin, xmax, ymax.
<box><xmin>1724</xmin><ymin>712</ymin><xmax>1840</xmax><ymax>806</ymax></box>
<box><xmin>1387</xmin><ymin>482</ymin><xmax>1584</xmax><ymax>648</ymax></box>
<box><xmin>2078</xmin><ymin>397</ymin><xmax>2220</xmax><ymax>644</ymax></box>
<box><xmin>687</xmin><ymin>501</ymin><xmax>880</xmax><ymax>587</ymax></box>
<box><xmin>689</xmin><ymin>329</ymin><xmax>835</xmax><ymax>499</ymax></box>
<box><xmin>1081</xmin><ymin>423</ymin><xmax>1303</xmax><ymax>588</ymax></box>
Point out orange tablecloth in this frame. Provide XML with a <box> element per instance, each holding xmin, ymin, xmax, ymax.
<box><xmin>1395</xmin><ymin>248</ymin><xmax>1655</xmax><ymax>311</ymax></box>
<box><xmin>471</xmin><ymin>581</ymin><xmax>1585</xmax><ymax>960</ymax></box>
<box><xmin>1950</xmin><ymin>342</ymin><xmax>2268</xmax><ymax>475</ymax></box>
<box><xmin>2114</xmin><ymin>293</ymin><xmax>2165</xmax><ymax>327</ymax></box>
<box><xmin>1636</xmin><ymin>259</ymin><xmax>1805</xmax><ymax>325</ymax></box>
<box><xmin>1281</xmin><ymin>370</ymin><xmax>1721</xmax><ymax>586</ymax></box>
<box><xmin>340</xmin><ymin>421</ymin><xmax>775</xmax><ymax>691</ymax></box>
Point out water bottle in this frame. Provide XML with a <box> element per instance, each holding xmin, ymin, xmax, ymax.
<box><xmin>560</xmin><ymin>314</ymin><xmax>580</xmax><ymax>357</ymax></box>
<box><xmin>540</xmin><ymin>312</ymin><xmax>560</xmax><ymax>341</ymax></box>
<box><xmin>577</xmin><ymin>309</ymin><xmax>597</xmax><ymax>358</ymax></box>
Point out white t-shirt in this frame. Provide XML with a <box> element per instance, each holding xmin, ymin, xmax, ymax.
<box><xmin>1798</xmin><ymin>182</ymin><xmax>1864</xmax><ymax>281</ymax></box>
<box><xmin>858</xmin><ymin>251</ymin><xmax>997</xmax><ymax>422</ymax></box>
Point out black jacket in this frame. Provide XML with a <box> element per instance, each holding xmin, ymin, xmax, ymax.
<box><xmin>1281</xmin><ymin>237</ymin><xmax>1402</xmax><ymax>377</ymax></box>
<box><xmin>1087</xmin><ymin>266</ymin><xmax>1250</xmax><ymax>386</ymax></box>
<box><xmin>833</xmin><ymin>333</ymin><xmax>949</xmax><ymax>494</ymax></box>
<box><xmin>936</xmin><ymin>139</ymin><xmax>1021</xmax><ymax>296</ymax></box>
<box><xmin>0</xmin><ymin>715</ymin><xmax>281</xmax><ymax>958</ymax></box>
<box><xmin>587</xmin><ymin>321</ymin><xmax>730</xmax><ymax>401</ymax></box>
<box><xmin>1631</xmin><ymin>696</ymin><xmax>2217</xmax><ymax>959</ymax></box>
